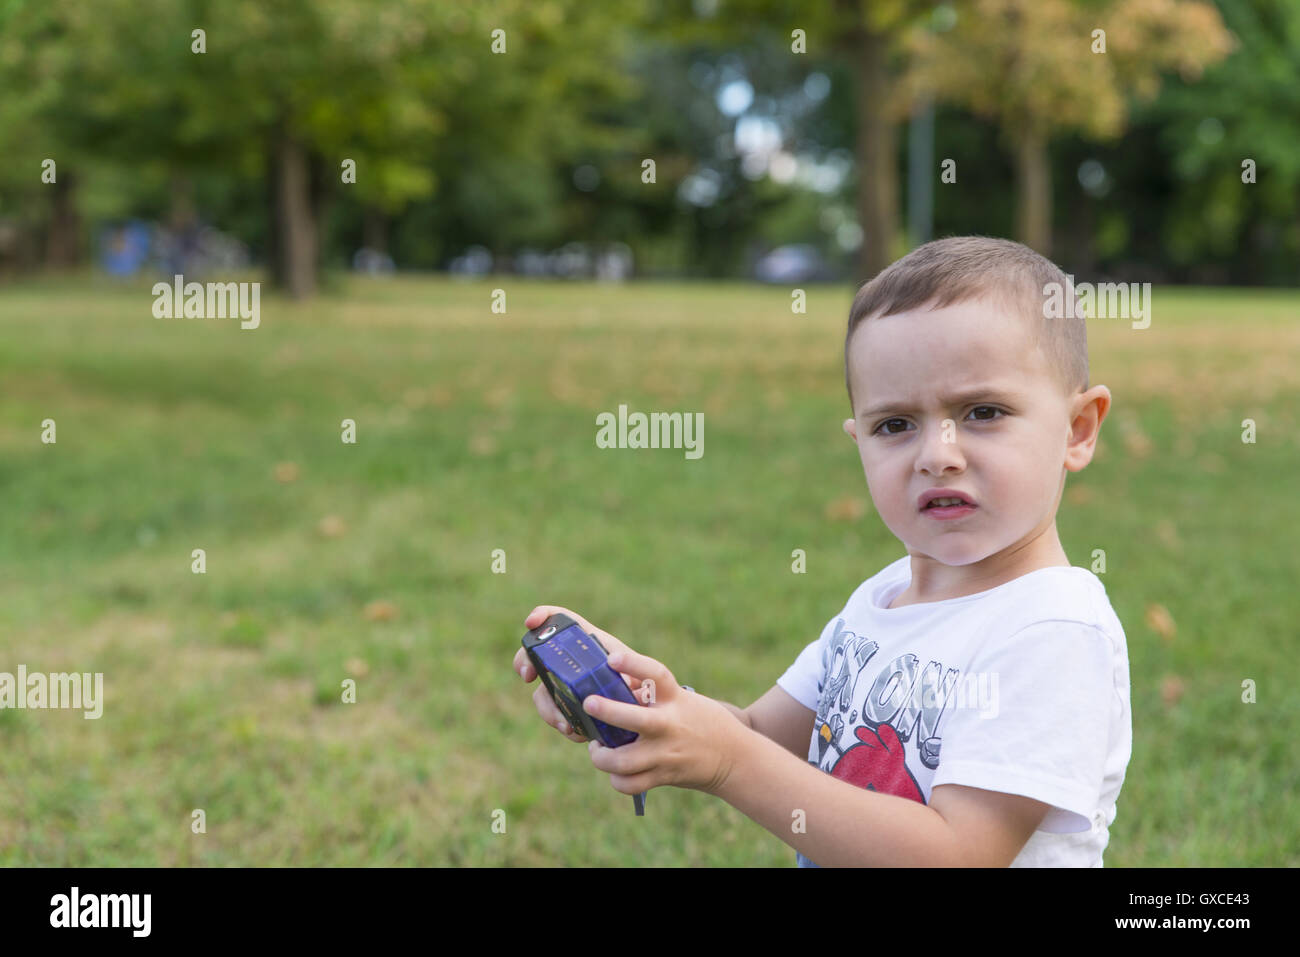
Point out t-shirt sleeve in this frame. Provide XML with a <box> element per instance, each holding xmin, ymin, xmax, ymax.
<box><xmin>776</xmin><ymin>617</ymin><xmax>833</xmax><ymax>712</ymax></box>
<box><xmin>930</xmin><ymin>619</ymin><xmax>1116</xmax><ymax>833</ymax></box>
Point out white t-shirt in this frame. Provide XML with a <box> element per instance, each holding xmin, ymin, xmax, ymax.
<box><xmin>777</xmin><ymin>555</ymin><xmax>1132</xmax><ymax>867</ymax></box>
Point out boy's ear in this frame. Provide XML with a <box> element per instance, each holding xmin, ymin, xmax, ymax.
<box><xmin>843</xmin><ymin>417</ymin><xmax>859</xmax><ymax>441</ymax></box>
<box><xmin>1064</xmin><ymin>385</ymin><xmax>1111</xmax><ymax>472</ymax></box>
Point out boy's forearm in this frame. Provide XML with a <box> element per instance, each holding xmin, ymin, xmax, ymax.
<box><xmin>717</xmin><ymin>701</ymin><xmax>752</xmax><ymax>728</ymax></box>
<box><xmin>712</xmin><ymin>724</ymin><xmax>964</xmax><ymax>867</ymax></box>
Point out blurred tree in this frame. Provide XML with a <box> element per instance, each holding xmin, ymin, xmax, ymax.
<box><xmin>7</xmin><ymin>0</ymin><xmax>1294</xmax><ymax>286</ymax></box>
<box><xmin>830</xmin><ymin>0</ymin><xmax>935</xmax><ymax>281</ymax></box>
<box><xmin>424</xmin><ymin>0</ymin><xmax>647</xmax><ymax>267</ymax></box>
<box><xmin>906</xmin><ymin>0</ymin><xmax>1233</xmax><ymax>256</ymax></box>
<box><xmin>596</xmin><ymin>33</ymin><xmax>831</xmax><ymax>277</ymax></box>
<box><xmin>643</xmin><ymin>0</ymin><xmax>931</xmax><ymax>281</ymax></box>
<box><xmin>1149</xmin><ymin>0</ymin><xmax>1300</xmax><ymax>281</ymax></box>
<box><xmin>0</xmin><ymin>1</ymin><xmax>92</xmax><ymax>269</ymax></box>
<box><xmin>0</xmin><ymin>0</ymin><xmax>641</xmax><ymax>297</ymax></box>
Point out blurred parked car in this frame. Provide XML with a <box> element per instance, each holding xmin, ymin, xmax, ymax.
<box><xmin>447</xmin><ymin>241</ymin><xmax>633</xmax><ymax>279</ymax></box>
<box><xmin>352</xmin><ymin>247</ymin><xmax>395</xmax><ymax>275</ymax></box>
<box><xmin>754</xmin><ymin>243</ymin><xmax>835</xmax><ymax>283</ymax></box>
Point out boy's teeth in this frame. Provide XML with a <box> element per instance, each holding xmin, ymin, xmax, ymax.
<box><xmin>930</xmin><ymin>498</ymin><xmax>964</xmax><ymax>507</ymax></box>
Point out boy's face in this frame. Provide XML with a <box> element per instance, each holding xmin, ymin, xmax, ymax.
<box><xmin>843</xmin><ymin>297</ymin><xmax>1103</xmax><ymax>569</ymax></box>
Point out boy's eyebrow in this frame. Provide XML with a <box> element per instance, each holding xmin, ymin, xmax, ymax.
<box><xmin>858</xmin><ymin>387</ymin><xmax>1024</xmax><ymax>419</ymax></box>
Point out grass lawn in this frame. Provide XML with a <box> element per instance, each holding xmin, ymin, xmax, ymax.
<box><xmin>1</xmin><ymin>273</ymin><xmax>1297</xmax><ymax>865</ymax></box>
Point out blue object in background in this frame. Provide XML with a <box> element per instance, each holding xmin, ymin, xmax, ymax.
<box><xmin>99</xmin><ymin>220</ymin><xmax>153</xmax><ymax>276</ymax></box>
<box><xmin>754</xmin><ymin>243</ymin><xmax>833</xmax><ymax>284</ymax></box>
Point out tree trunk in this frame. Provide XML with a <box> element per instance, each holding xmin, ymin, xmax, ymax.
<box><xmin>907</xmin><ymin>98</ymin><xmax>935</xmax><ymax>247</ymax></box>
<box><xmin>168</xmin><ymin>175</ymin><xmax>196</xmax><ymax>232</ymax></box>
<box><xmin>362</xmin><ymin>207</ymin><xmax>389</xmax><ymax>253</ymax></box>
<box><xmin>845</xmin><ymin>18</ymin><xmax>900</xmax><ymax>283</ymax></box>
<box><xmin>44</xmin><ymin>171</ymin><xmax>82</xmax><ymax>268</ymax></box>
<box><xmin>1014</xmin><ymin>128</ymin><xmax>1051</xmax><ymax>256</ymax></box>
<box><xmin>310</xmin><ymin>151</ymin><xmax>332</xmax><ymax>272</ymax></box>
<box><xmin>270</xmin><ymin>126</ymin><xmax>317</xmax><ymax>299</ymax></box>
<box><xmin>265</xmin><ymin>145</ymin><xmax>281</xmax><ymax>286</ymax></box>
<box><xmin>1066</xmin><ymin>180</ymin><xmax>1095</xmax><ymax>277</ymax></box>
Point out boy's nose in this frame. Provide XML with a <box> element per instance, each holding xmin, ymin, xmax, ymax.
<box><xmin>915</xmin><ymin>420</ymin><xmax>966</xmax><ymax>477</ymax></box>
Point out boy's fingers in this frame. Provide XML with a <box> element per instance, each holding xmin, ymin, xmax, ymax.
<box><xmin>533</xmin><ymin>682</ymin><xmax>563</xmax><ymax>722</ymax></box>
<box><xmin>604</xmin><ymin>649</ymin><xmax>675</xmax><ymax>692</ymax></box>
<box><xmin>587</xmin><ymin>739</ymin><xmax>656</xmax><ymax>780</ymax></box>
<box><xmin>607</xmin><ymin>771</ymin><xmax>657</xmax><ymax>796</ymax></box>
<box><xmin>583</xmin><ymin>694</ymin><xmax>662</xmax><ymax>735</ymax></box>
<box><xmin>523</xmin><ymin>606</ymin><xmax>632</xmax><ymax>663</ymax></box>
<box><xmin>532</xmin><ymin>685</ymin><xmax>589</xmax><ymax>740</ymax></box>
<box><xmin>538</xmin><ymin>691</ymin><xmax>586</xmax><ymax>740</ymax></box>
<box><xmin>513</xmin><ymin>647</ymin><xmax>536</xmax><ymax>681</ymax></box>
<box><xmin>525</xmin><ymin>605</ymin><xmax>591</xmax><ymax>632</ymax></box>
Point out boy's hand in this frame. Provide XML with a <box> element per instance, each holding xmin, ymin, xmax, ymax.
<box><xmin>582</xmin><ymin>647</ymin><xmax>747</xmax><ymax>797</ymax></box>
<box><xmin>513</xmin><ymin>605</ymin><xmax>642</xmax><ymax>744</ymax></box>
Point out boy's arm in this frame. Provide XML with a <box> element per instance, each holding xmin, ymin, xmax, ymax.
<box><xmin>582</xmin><ymin>646</ymin><xmax>1050</xmax><ymax>866</ymax></box>
<box><xmin>713</xmin><ymin>726</ymin><xmax>1051</xmax><ymax>866</ymax></box>
<box><xmin>718</xmin><ymin>685</ymin><xmax>815</xmax><ymax>758</ymax></box>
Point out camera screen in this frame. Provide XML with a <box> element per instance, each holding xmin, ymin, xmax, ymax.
<box><xmin>549</xmin><ymin>676</ymin><xmax>582</xmax><ymax>713</ymax></box>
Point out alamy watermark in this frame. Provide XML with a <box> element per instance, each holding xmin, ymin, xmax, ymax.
<box><xmin>0</xmin><ymin>665</ymin><xmax>103</xmax><ymax>718</ymax></box>
<box><xmin>595</xmin><ymin>404</ymin><xmax>703</xmax><ymax>459</ymax></box>
<box><xmin>152</xmin><ymin>275</ymin><xmax>260</xmax><ymax>329</ymax></box>
<box><xmin>1043</xmin><ymin>274</ymin><xmax>1151</xmax><ymax>329</ymax></box>
<box><xmin>869</xmin><ymin>666</ymin><xmax>1000</xmax><ymax>727</ymax></box>
<box><xmin>50</xmin><ymin>887</ymin><xmax>150</xmax><ymax>937</ymax></box>
<box><xmin>917</xmin><ymin>669</ymin><xmax>1000</xmax><ymax>721</ymax></box>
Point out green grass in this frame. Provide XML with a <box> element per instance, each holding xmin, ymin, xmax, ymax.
<box><xmin>1</xmin><ymin>272</ymin><xmax>1297</xmax><ymax>866</ymax></box>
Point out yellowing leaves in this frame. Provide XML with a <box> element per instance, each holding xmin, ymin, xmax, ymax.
<box><xmin>904</xmin><ymin>0</ymin><xmax>1233</xmax><ymax>141</ymax></box>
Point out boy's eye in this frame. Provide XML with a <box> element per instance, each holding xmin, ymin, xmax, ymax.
<box><xmin>872</xmin><ymin>407</ymin><xmax>1003</xmax><ymax>436</ymax></box>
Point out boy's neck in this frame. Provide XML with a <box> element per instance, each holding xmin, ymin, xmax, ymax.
<box><xmin>888</xmin><ymin>524</ymin><xmax>1071</xmax><ymax>608</ymax></box>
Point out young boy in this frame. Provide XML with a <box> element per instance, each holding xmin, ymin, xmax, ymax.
<box><xmin>513</xmin><ymin>235</ymin><xmax>1132</xmax><ymax>867</ymax></box>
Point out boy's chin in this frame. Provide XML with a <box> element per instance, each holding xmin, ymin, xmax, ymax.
<box><xmin>907</xmin><ymin>542</ymin><xmax>989</xmax><ymax>567</ymax></box>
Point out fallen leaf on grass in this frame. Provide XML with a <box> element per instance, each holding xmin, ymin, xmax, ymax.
<box><xmin>825</xmin><ymin>496</ymin><xmax>866</xmax><ymax>522</ymax></box>
<box><xmin>1160</xmin><ymin>675</ymin><xmax>1185</xmax><ymax>707</ymax></box>
<box><xmin>1065</xmin><ymin>484</ymin><xmax>1094</xmax><ymax>505</ymax></box>
<box><xmin>1145</xmin><ymin>603</ymin><xmax>1176</xmax><ymax>642</ymax></box>
<box><xmin>1123</xmin><ymin>427</ymin><xmax>1152</xmax><ymax>458</ymax></box>
<box><xmin>364</xmin><ymin>600</ymin><xmax>398</xmax><ymax>622</ymax></box>
<box><xmin>317</xmin><ymin>515</ymin><xmax>347</xmax><ymax>538</ymax></box>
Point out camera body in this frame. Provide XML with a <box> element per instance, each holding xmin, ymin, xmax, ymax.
<box><xmin>521</xmin><ymin>613</ymin><xmax>640</xmax><ymax>748</ymax></box>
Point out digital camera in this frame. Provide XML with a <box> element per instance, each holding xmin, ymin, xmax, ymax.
<box><xmin>521</xmin><ymin>613</ymin><xmax>641</xmax><ymax>747</ymax></box>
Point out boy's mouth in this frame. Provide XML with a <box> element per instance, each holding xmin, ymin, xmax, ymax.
<box><xmin>922</xmin><ymin>502</ymin><xmax>978</xmax><ymax>519</ymax></box>
<box><xmin>917</xmin><ymin>489</ymin><xmax>976</xmax><ymax>510</ymax></box>
<box><xmin>917</xmin><ymin>489</ymin><xmax>978</xmax><ymax>519</ymax></box>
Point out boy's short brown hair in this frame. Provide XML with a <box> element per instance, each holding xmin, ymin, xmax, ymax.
<box><xmin>844</xmin><ymin>236</ymin><xmax>1088</xmax><ymax>410</ymax></box>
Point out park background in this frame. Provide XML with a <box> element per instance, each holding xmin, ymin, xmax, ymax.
<box><xmin>0</xmin><ymin>0</ymin><xmax>1297</xmax><ymax>865</ymax></box>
